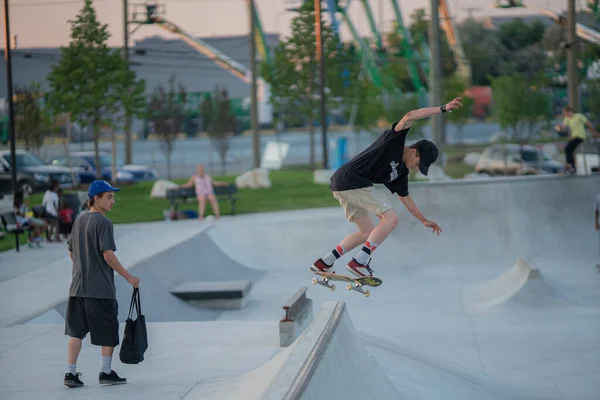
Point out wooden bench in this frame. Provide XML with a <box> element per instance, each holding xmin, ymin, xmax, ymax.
<box><xmin>166</xmin><ymin>184</ymin><xmax>239</xmax><ymax>215</ymax></box>
<box><xmin>170</xmin><ymin>280</ymin><xmax>252</xmax><ymax>309</ymax></box>
<box><xmin>279</xmin><ymin>287</ymin><xmax>313</xmax><ymax>347</ymax></box>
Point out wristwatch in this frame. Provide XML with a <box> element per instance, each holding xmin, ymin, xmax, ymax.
<box><xmin>440</xmin><ymin>104</ymin><xmax>447</xmax><ymax>113</ymax></box>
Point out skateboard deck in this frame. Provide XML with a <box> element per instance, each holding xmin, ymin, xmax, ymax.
<box><xmin>310</xmin><ymin>270</ymin><xmax>382</xmax><ymax>297</ymax></box>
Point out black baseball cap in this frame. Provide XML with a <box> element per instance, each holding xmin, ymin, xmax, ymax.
<box><xmin>414</xmin><ymin>140</ymin><xmax>439</xmax><ymax>176</ymax></box>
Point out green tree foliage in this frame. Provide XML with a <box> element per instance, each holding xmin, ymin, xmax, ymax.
<box><xmin>443</xmin><ymin>75</ymin><xmax>474</xmax><ymax>141</ymax></box>
<box><xmin>46</xmin><ymin>0</ymin><xmax>123</xmax><ymax>179</ymax></box>
<box><xmin>147</xmin><ymin>75</ymin><xmax>186</xmax><ymax>179</ymax></box>
<box><xmin>14</xmin><ymin>82</ymin><xmax>46</xmax><ymax>153</ymax></box>
<box><xmin>490</xmin><ymin>75</ymin><xmax>551</xmax><ymax>141</ymax></box>
<box><xmin>201</xmin><ymin>85</ymin><xmax>235</xmax><ymax>175</ymax></box>
<box><xmin>261</xmin><ymin>0</ymin><xmax>353</xmax><ymax>169</ymax></box>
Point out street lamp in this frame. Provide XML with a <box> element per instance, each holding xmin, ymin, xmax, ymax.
<box><xmin>3</xmin><ymin>0</ymin><xmax>17</xmax><ymax>196</ymax></box>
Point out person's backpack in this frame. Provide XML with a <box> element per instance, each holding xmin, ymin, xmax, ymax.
<box><xmin>119</xmin><ymin>288</ymin><xmax>148</xmax><ymax>364</ymax></box>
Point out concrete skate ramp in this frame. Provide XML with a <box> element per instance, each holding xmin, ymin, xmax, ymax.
<box><xmin>207</xmin><ymin>175</ymin><xmax>600</xmax><ymax>269</ymax></box>
<box><xmin>262</xmin><ymin>301</ymin><xmax>402</xmax><ymax>400</ymax></box>
<box><xmin>26</xmin><ymin>232</ymin><xmax>264</xmax><ymax>324</ymax></box>
<box><xmin>463</xmin><ymin>259</ymin><xmax>576</xmax><ymax>313</ymax></box>
<box><xmin>361</xmin><ymin>334</ymin><xmax>562</xmax><ymax>400</ymax></box>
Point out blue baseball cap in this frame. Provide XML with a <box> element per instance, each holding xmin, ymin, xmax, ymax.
<box><xmin>88</xmin><ymin>180</ymin><xmax>121</xmax><ymax>199</ymax></box>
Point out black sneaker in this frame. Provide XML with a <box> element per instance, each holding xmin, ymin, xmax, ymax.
<box><xmin>64</xmin><ymin>372</ymin><xmax>84</xmax><ymax>388</ymax></box>
<box><xmin>99</xmin><ymin>370</ymin><xmax>127</xmax><ymax>385</ymax></box>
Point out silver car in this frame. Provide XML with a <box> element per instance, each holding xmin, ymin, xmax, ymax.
<box><xmin>474</xmin><ymin>144</ymin><xmax>565</xmax><ymax>176</ymax></box>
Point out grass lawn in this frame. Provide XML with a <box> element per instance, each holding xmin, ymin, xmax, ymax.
<box><xmin>0</xmin><ymin>164</ymin><xmax>477</xmax><ymax>253</ymax></box>
<box><xmin>0</xmin><ymin>232</ymin><xmax>30</xmax><ymax>252</ymax></box>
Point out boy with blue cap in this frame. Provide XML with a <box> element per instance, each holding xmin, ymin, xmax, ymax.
<box><xmin>64</xmin><ymin>181</ymin><xmax>140</xmax><ymax>388</ymax></box>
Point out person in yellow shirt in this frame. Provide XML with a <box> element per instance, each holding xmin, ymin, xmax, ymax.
<box><xmin>558</xmin><ymin>106</ymin><xmax>598</xmax><ymax>173</ymax></box>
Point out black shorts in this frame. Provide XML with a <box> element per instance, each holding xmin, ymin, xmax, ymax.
<box><xmin>65</xmin><ymin>297</ymin><xmax>120</xmax><ymax>347</ymax></box>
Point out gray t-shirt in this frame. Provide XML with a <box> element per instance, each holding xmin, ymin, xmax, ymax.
<box><xmin>68</xmin><ymin>212</ymin><xmax>117</xmax><ymax>299</ymax></box>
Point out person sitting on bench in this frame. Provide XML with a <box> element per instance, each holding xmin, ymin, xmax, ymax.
<box><xmin>180</xmin><ymin>164</ymin><xmax>229</xmax><ymax>220</ymax></box>
<box><xmin>14</xmin><ymin>190</ymin><xmax>48</xmax><ymax>245</ymax></box>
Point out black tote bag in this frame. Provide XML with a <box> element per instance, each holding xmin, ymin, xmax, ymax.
<box><xmin>119</xmin><ymin>287</ymin><xmax>148</xmax><ymax>364</ymax></box>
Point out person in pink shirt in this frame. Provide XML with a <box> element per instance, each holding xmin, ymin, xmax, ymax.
<box><xmin>181</xmin><ymin>165</ymin><xmax>229</xmax><ymax>220</ymax></box>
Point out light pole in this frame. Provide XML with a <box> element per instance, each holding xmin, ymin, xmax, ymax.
<box><xmin>3</xmin><ymin>0</ymin><xmax>17</xmax><ymax>196</ymax></box>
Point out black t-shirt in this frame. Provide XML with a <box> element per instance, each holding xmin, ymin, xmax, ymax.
<box><xmin>330</xmin><ymin>123</ymin><xmax>410</xmax><ymax>197</ymax></box>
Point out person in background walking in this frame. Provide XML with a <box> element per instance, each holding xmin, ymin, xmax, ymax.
<box><xmin>556</xmin><ymin>106</ymin><xmax>599</xmax><ymax>174</ymax></box>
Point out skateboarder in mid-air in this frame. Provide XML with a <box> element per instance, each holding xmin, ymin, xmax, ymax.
<box><xmin>310</xmin><ymin>98</ymin><xmax>463</xmax><ymax>278</ymax></box>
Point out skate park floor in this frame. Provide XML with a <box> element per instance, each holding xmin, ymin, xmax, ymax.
<box><xmin>0</xmin><ymin>174</ymin><xmax>599</xmax><ymax>399</ymax></box>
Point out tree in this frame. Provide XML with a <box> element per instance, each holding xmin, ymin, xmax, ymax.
<box><xmin>443</xmin><ymin>75</ymin><xmax>474</xmax><ymax>142</ymax></box>
<box><xmin>203</xmin><ymin>85</ymin><xmax>235</xmax><ymax>175</ymax></box>
<box><xmin>490</xmin><ymin>75</ymin><xmax>528</xmax><ymax>140</ymax></box>
<box><xmin>261</xmin><ymin>0</ymin><xmax>352</xmax><ymax>169</ymax></box>
<box><xmin>46</xmin><ymin>0</ymin><xmax>122</xmax><ymax>179</ymax></box>
<box><xmin>116</xmin><ymin>61</ymin><xmax>146</xmax><ymax>167</ymax></box>
<box><xmin>14</xmin><ymin>82</ymin><xmax>46</xmax><ymax>153</ymax></box>
<box><xmin>458</xmin><ymin>19</ymin><xmax>505</xmax><ymax>85</ymax></box>
<box><xmin>147</xmin><ymin>75</ymin><xmax>186</xmax><ymax>179</ymax></box>
<box><xmin>343</xmin><ymin>73</ymin><xmax>384</xmax><ymax>155</ymax></box>
<box><xmin>522</xmin><ymin>87</ymin><xmax>552</xmax><ymax>139</ymax></box>
<box><xmin>492</xmin><ymin>75</ymin><xmax>551</xmax><ymax>142</ymax></box>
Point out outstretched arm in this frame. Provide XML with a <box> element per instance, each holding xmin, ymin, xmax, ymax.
<box><xmin>398</xmin><ymin>195</ymin><xmax>442</xmax><ymax>235</ymax></box>
<box><xmin>180</xmin><ymin>175</ymin><xmax>195</xmax><ymax>188</ymax></box>
<box><xmin>394</xmin><ymin>97</ymin><xmax>463</xmax><ymax>132</ymax></box>
<box><xmin>585</xmin><ymin>120</ymin><xmax>599</xmax><ymax>137</ymax></box>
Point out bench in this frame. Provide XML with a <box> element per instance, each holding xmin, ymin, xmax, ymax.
<box><xmin>170</xmin><ymin>280</ymin><xmax>252</xmax><ymax>309</ymax></box>
<box><xmin>279</xmin><ymin>287</ymin><xmax>313</xmax><ymax>347</ymax></box>
<box><xmin>166</xmin><ymin>184</ymin><xmax>239</xmax><ymax>215</ymax></box>
<box><xmin>0</xmin><ymin>211</ymin><xmax>31</xmax><ymax>252</ymax></box>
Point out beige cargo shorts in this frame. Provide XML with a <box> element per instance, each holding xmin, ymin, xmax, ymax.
<box><xmin>332</xmin><ymin>186</ymin><xmax>392</xmax><ymax>222</ymax></box>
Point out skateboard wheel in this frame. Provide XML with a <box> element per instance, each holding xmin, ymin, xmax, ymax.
<box><xmin>346</xmin><ymin>283</ymin><xmax>352</xmax><ymax>291</ymax></box>
<box><xmin>364</xmin><ymin>290</ymin><xmax>370</xmax><ymax>297</ymax></box>
<box><xmin>330</xmin><ymin>285</ymin><xmax>336</xmax><ymax>291</ymax></box>
<box><xmin>312</xmin><ymin>277</ymin><xmax>318</xmax><ymax>285</ymax></box>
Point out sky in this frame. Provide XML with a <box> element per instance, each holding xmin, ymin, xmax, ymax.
<box><xmin>0</xmin><ymin>0</ymin><xmax>583</xmax><ymax>49</ymax></box>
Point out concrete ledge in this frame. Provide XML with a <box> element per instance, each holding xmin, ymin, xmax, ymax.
<box><xmin>263</xmin><ymin>301</ymin><xmax>345</xmax><ymax>400</ymax></box>
<box><xmin>171</xmin><ymin>280</ymin><xmax>252</xmax><ymax>310</ymax></box>
<box><xmin>279</xmin><ymin>287</ymin><xmax>313</xmax><ymax>347</ymax></box>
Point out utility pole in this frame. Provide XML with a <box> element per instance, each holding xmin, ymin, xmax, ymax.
<box><xmin>315</xmin><ymin>0</ymin><xmax>328</xmax><ymax>169</ymax></box>
<box><xmin>123</xmin><ymin>0</ymin><xmax>134</xmax><ymax>164</ymax></box>
<box><xmin>249</xmin><ymin>0</ymin><xmax>260</xmax><ymax>169</ymax></box>
<box><xmin>3</xmin><ymin>0</ymin><xmax>17</xmax><ymax>195</ymax></box>
<box><xmin>567</xmin><ymin>0</ymin><xmax>579</xmax><ymax>110</ymax></box>
<box><xmin>429</xmin><ymin>0</ymin><xmax>445</xmax><ymax>163</ymax></box>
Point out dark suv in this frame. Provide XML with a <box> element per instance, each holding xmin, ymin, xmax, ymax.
<box><xmin>0</xmin><ymin>150</ymin><xmax>78</xmax><ymax>195</ymax></box>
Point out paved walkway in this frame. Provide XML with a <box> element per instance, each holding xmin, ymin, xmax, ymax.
<box><xmin>0</xmin><ymin>219</ymin><xmax>212</xmax><ymax>328</ymax></box>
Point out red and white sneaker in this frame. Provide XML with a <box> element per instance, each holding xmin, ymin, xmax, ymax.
<box><xmin>309</xmin><ymin>258</ymin><xmax>334</xmax><ymax>273</ymax></box>
<box><xmin>346</xmin><ymin>258</ymin><xmax>374</xmax><ymax>277</ymax></box>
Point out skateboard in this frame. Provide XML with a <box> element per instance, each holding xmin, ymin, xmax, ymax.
<box><xmin>310</xmin><ymin>270</ymin><xmax>382</xmax><ymax>297</ymax></box>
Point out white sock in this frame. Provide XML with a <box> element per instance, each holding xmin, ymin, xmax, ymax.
<box><xmin>355</xmin><ymin>241</ymin><xmax>378</xmax><ymax>265</ymax></box>
<box><xmin>67</xmin><ymin>364</ymin><xmax>76</xmax><ymax>375</ymax></box>
<box><xmin>102</xmin><ymin>356</ymin><xmax>112</xmax><ymax>375</ymax></box>
<box><xmin>322</xmin><ymin>244</ymin><xmax>346</xmax><ymax>266</ymax></box>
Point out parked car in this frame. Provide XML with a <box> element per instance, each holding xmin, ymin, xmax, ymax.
<box><xmin>0</xmin><ymin>150</ymin><xmax>78</xmax><ymax>194</ymax></box>
<box><xmin>474</xmin><ymin>144</ymin><xmax>565</xmax><ymax>176</ymax></box>
<box><xmin>48</xmin><ymin>152</ymin><xmax>158</xmax><ymax>184</ymax></box>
